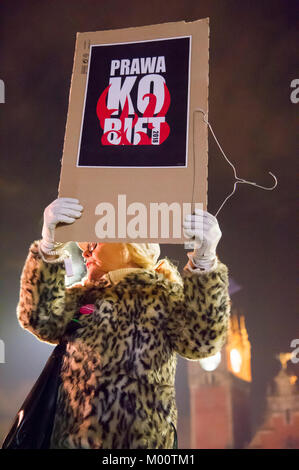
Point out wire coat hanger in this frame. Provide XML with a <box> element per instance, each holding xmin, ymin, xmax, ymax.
<box><xmin>194</xmin><ymin>108</ymin><xmax>278</xmax><ymax>217</ymax></box>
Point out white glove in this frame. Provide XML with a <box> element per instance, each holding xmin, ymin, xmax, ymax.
<box><xmin>40</xmin><ymin>197</ymin><xmax>83</xmax><ymax>256</ymax></box>
<box><xmin>183</xmin><ymin>208</ymin><xmax>222</xmax><ymax>271</ymax></box>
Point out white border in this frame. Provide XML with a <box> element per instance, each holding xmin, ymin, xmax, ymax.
<box><xmin>76</xmin><ymin>35</ymin><xmax>192</xmax><ymax>168</ymax></box>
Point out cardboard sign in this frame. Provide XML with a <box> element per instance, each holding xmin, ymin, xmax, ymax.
<box><xmin>57</xmin><ymin>18</ymin><xmax>209</xmax><ymax>244</ymax></box>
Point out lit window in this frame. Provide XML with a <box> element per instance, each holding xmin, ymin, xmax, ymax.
<box><xmin>230</xmin><ymin>349</ymin><xmax>242</xmax><ymax>373</ymax></box>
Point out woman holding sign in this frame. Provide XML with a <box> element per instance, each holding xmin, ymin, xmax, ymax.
<box><xmin>16</xmin><ymin>197</ymin><xmax>230</xmax><ymax>449</ymax></box>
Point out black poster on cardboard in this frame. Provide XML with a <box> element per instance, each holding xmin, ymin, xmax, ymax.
<box><xmin>77</xmin><ymin>37</ymin><xmax>191</xmax><ymax>168</ymax></box>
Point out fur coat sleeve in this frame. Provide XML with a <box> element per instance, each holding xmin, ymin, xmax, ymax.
<box><xmin>17</xmin><ymin>240</ymin><xmax>86</xmax><ymax>344</ymax></box>
<box><xmin>161</xmin><ymin>259</ymin><xmax>231</xmax><ymax>360</ymax></box>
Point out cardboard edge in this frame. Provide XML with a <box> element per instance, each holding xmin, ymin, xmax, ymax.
<box><xmin>57</xmin><ymin>33</ymin><xmax>81</xmax><ymax>197</ymax></box>
<box><xmin>206</xmin><ymin>18</ymin><xmax>210</xmax><ymax>210</ymax></box>
<box><xmin>76</xmin><ymin>17</ymin><xmax>210</xmax><ymax>41</ymax></box>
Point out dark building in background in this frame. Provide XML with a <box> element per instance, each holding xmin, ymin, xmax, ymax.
<box><xmin>188</xmin><ymin>310</ymin><xmax>252</xmax><ymax>449</ymax></box>
<box><xmin>247</xmin><ymin>355</ymin><xmax>299</xmax><ymax>449</ymax></box>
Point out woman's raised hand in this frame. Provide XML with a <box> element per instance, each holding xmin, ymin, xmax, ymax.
<box><xmin>40</xmin><ymin>197</ymin><xmax>83</xmax><ymax>255</ymax></box>
<box><xmin>183</xmin><ymin>208</ymin><xmax>222</xmax><ymax>270</ymax></box>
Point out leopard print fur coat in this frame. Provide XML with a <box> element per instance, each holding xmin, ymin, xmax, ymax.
<box><xmin>17</xmin><ymin>240</ymin><xmax>231</xmax><ymax>449</ymax></box>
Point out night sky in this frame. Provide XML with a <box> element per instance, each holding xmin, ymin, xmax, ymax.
<box><xmin>0</xmin><ymin>0</ymin><xmax>298</xmax><ymax>448</ymax></box>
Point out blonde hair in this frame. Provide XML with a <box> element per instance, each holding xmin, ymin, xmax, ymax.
<box><xmin>126</xmin><ymin>244</ymin><xmax>182</xmax><ymax>285</ymax></box>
